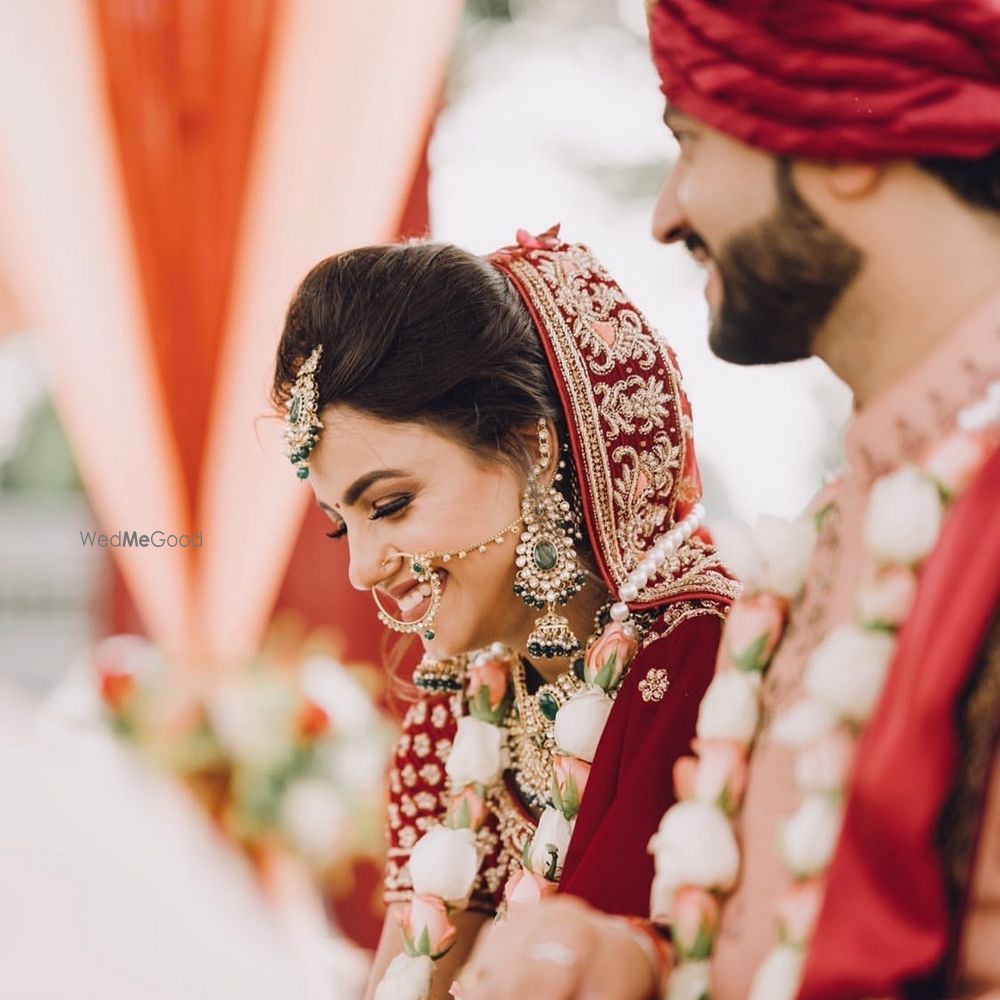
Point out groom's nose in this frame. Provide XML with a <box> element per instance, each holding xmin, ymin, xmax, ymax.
<box><xmin>652</xmin><ymin>167</ymin><xmax>687</xmax><ymax>244</ymax></box>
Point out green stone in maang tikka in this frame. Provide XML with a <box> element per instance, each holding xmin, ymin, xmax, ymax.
<box><xmin>289</xmin><ymin>396</ymin><xmax>302</xmax><ymax>423</ymax></box>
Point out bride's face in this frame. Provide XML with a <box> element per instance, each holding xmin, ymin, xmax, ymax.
<box><xmin>308</xmin><ymin>404</ymin><xmax>537</xmax><ymax>658</ymax></box>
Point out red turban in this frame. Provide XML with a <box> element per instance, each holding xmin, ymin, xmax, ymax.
<box><xmin>649</xmin><ymin>0</ymin><xmax>1000</xmax><ymax>160</ymax></box>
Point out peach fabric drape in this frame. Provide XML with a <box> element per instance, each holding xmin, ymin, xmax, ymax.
<box><xmin>0</xmin><ymin>0</ymin><xmax>463</xmax><ymax>665</ymax></box>
<box><xmin>196</xmin><ymin>0</ymin><xmax>462</xmax><ymax>663</ymax></box>
<box><xmin>90</xmin><ymin>0</ymin><xmax>278</xmax><ymax>508</ymax></box>
<box><xmin>0</xmin><ymin>1</ymin><xmax>194</xmax><ymax>655</ymax></box>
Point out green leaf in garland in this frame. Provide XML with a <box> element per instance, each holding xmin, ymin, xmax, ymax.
<box><xmin>469</xmin><ymin>684</ymin><xmax>509</xmax><ymax>724</ymax></box>
<box><xmin>449</xmin><ymin>796</ymin><xmax>472</xmax><ymax>830</ymax></box>
<box><xmin>687</xmin><ymin>924</ymin><xmax>715</xmax><ymax>962</ymax></box>
<box><xmin>550</xmin><ymin>776</ymin><xmax>564</xmax><ymax>815</ymax></box>
<box><xmin>522</xmin><ymin>840</ymin><xmax>535</xmax><ymax>871</ymax></box>
<box><xmin>560</xmin><ymin>772</ymin><xmax>580</xmax><ymax>820</ymax></box>
<box><xmin>814</xmin><ymin>501</ymin><xmax>836</xmax><ymax>531</ymax></box>
<box><xmin>401</xmin><ymin>925</ymin><xmax>417</xmax><ymax>958</ymax></box>
<box><xmin>416</xmin><ymin>926</ymin><xmax>432</xmax><ymax>958</ymax></box>
<box><xmin>592</xmin><ymin>651</ymin><xmax>618</xmax><ymax>693</ymax></box>
<box><xmin>552</xmin><ymin>771</ymin><xmax>581</xmax><ymax>820</ymax></box>
<box><xmin>732</xmin><ymin>632</ymin><xmax>770</xmax><ymax>673</ymax></box>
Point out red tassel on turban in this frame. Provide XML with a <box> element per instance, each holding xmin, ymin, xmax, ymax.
<box><xmin>649</xmin><ymin>0</ymin><xmax>1000</xmax><ymax>160</ymax></box>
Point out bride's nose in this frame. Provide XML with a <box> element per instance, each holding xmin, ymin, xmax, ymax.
<box><xmin>348</xmin><ymin>540</ymin><xmax>400</xmax><ymax>593</ymax></box>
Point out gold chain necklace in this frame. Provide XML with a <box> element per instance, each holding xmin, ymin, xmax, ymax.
<box><xmin>508</xmin><ymin>657</ymin><xmax>587</xmax><ymax>809</ymax></box>
<box><xmin>507</xmin><ymin>602</ymin><xmax>658</xmax><ymax>809</ymax></box>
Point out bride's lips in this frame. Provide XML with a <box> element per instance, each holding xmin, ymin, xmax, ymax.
<box><xmin>377</xmin><ymin>573</ymin><xmax>448</xmax><ymax>623</ymax></box>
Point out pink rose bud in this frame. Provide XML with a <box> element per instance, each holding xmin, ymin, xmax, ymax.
<box><xmin>503</xmin><ymin>867</ymin><xmax>558</xmax><ymax>917</ymax></box>
<box><xmin>794</xmin><ymin>729</ymin><xmax>856</xmax><ymax>794</ymax></box>
<box><xmin>584</xmin><ymin>621</ymin><xmax>639</xmax><ymax>691</ymax></box>
<box><xmin>93</xmin><ymin>634</ymin><xmax>158</xmax><ymax>709</ymax></box>
<box><xmin>923</xmin><ymin>430</ymin><xmax>992</xmax><ymax>498</ymax></box>
<box><xmin>718</xmin><ymin>593</ymin><xmax>788</xmax><ymax>673</ymax></box>
<box><xmin>467</xmin><ymin>655</ymin><xmax>510</xmax><ymax>721</ymax></box>
<box><xmin>446</xmin><ymin>784</ymin><xmax>489</xmax><ymax>832</ymax></box>
<box><xmin>552</xmin><ymin>754</ymin><xmax>591</xmax><ymax>819</ymax></box>
<box><xmin>673</xmin><ymin>755</ymin><xmax>698</xmax><ymax>801</ymax></box>
<box><xmin>671</xmin><ymin>886</ymin><xmax>720</xmax><ymax>960</ymax></box>
<box><xmin>99</xmin><ymin>672</ymin><xmax>136</xmax><ymax>711</ymax></box>
<box><xmin>297</xmin><ymin>698</ymin><xmax>330</xmax><ymax>740</ymax></box>
<box><xmin>855</xmin><ymin>563</ymin><xmax>919</xmax><ymax>629</ymax></box>
<box><xmin>775</xmin><ymin>878</ymin><xmax>825</xmax><ymax>947</ymax></box>
<box><xmin>398</xmin><ymin>893</ymin><xmax>458</xmax><ymax>958</ymax></box>
<box><xmin>692</xmin><ymin>739</ymin><xmax>748</xmax><ymax>814</ymax></box>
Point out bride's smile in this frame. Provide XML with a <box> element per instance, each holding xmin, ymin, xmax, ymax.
<box><xmin>306</xmin><ymin>405</ymin><xmax>600</xmax><ymax>661</ymax></box>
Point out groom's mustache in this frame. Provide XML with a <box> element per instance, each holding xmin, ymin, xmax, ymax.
<box><xmin>682</xmin><ymin>229</ymin><xmax>712</xmax><ymax>263</ymax></box>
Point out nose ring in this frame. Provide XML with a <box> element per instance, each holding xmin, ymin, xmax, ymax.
<box><xmin>370</xmin><ymin>552</ymin><xmax>442</xmax><ymax>642</ymax></box>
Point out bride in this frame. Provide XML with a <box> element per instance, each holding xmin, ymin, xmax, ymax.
<box><xmin>272</xmin><ymin>226</ymin><xmax>737</xmax><ymax>999</ymax></box>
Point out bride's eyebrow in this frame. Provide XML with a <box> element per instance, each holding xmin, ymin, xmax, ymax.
<box><xmin>341</xmin><ymin>468</ymin><xmax>409</xmax><ymax>506</ymax></box>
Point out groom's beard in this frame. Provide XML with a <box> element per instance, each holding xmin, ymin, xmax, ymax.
<box><xmin>708</xmin><ymin>159</ymin><xmax>864</xmax><ymax>366</ymax></box>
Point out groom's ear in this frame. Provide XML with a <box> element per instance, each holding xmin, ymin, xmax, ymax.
<box><xmin>793</xmin><ymin>159</ymin><xmax>885</xmax><ymax>211</ymax></box>
<box><xmin>824</xmin><ymin>162</ymin><xmax>883</xmax><ymax>200</ymax></box>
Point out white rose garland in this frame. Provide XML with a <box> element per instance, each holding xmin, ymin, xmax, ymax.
<box><xmin>552</xmin><ymin>687</ymin><xmax>613</xmax><ymax>763</ymax></box>
<box><xmin>650</xmin><ymin>381</ymin><xmax>999</xmax><ymax>1000</ymax></box>
<box><xmin>445</xmin><ymin>716</ymin><xmax>505</xmax><ymax>787</ymax></box>
<box><xmin>375</xmin><ymin>643</ymin><xmax>515</xmax><ymax>1000</ymax></box>
<box><xmin>377</xmin><ymin>610</ymin><xmax>642</xmax><ymax>1000</ymax></box>
<box><xmin>376</xmin><ymin>954</ymin><xmax>435</xmax><ymax>1000</ymax></box>
<box><xmin>407</xmin><ymin>826</ymin><xmax>481</xmax><ymax>905</ymax></box>
<box><xmin>502</xmin><ymin>618</ymin><xmax>639</xmax><ymax>911</ymax></box>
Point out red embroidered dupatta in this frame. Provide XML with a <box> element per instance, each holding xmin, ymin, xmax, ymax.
<box><xmin>488</xmin><ymin>228</ymin><xmax>737</xmax><ymax>915</ymax></box>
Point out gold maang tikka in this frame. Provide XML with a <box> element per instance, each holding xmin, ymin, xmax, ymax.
<box><xmin>284</xmin><ymin>345</ymin><xmax>324</xmax><ymax>479</ymax></box>
<box><xmin>371</xmin><ymin>517</ymin><xmax>523</xmax><ymax>642</ymax></box>
<box><xmin>515</xmin><ymin>420</ymin><xmax>586</xmax><ymax>659</ymax></box>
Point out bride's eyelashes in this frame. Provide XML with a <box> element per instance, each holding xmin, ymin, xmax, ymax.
<box><xmin>369</xmin><ymin>494</ymin><xmax>413</xmax><ymax>521</ymax></box>
<box><xmin>325</xmin><ymin>494</ymin><xmax>413</xmax><ymax>541</ymax></box>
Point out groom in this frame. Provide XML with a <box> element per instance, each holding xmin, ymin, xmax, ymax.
<box><xmin>462</xmin><ymin>2</ymin><xmax>1000</xmax><ymax>998</ymax></box>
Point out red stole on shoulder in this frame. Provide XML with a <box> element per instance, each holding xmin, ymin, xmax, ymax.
<box><xmin>801</xmin><ymin>445</ymin><xmax>1000</xmax><ymax>998</ymax></box>
<box><xmin>559</xmin><ymin>612</ymin><xmax>723</xmax><ymax>915</ymax></box>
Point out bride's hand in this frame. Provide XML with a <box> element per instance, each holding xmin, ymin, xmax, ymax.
<box><xmin>455</xmin><ymin>896</ymin><xmax>663</xmax><ymax>1000</ymax></box>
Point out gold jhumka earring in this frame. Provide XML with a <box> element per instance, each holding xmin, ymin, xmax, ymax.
<box><xmin>370</xmin><ymin>519</ymin><xmax>522</xmax><ymax>642</ymax></box>
<box><xmin>515</xmin><ymin>419</ymin><xmax>585</xmax><ymax>659</ymax></box>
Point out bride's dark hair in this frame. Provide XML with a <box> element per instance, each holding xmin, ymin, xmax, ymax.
<box><xmin>272</xmin><ymin>242</ymin><xmax>561</xmax><ymax>468</ymax></box>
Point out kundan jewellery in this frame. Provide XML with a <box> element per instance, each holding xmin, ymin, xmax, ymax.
<box><xmin>371</xmin><ymin>517</ymin><xmax>523</xmax><ymax>642</ymax></box>
<box><xmin>284</xmin><ymin>344</ymin><xmax>324</xmax><ymax>479</ymax></box>
<box><xmin>516</xmin><ymin>419</ymin><xmax>587</xmax><ymax>658</ymax></box>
